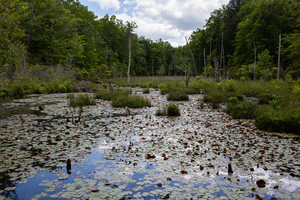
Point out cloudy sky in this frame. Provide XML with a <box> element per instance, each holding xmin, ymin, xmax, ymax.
<box><xmin>78</xmin><ymin>0</ymin><xmax>230</xmax><ymax>47</ymax></box>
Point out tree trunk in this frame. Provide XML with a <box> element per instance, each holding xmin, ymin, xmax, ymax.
<box><xmin>127</xmin><ymin>23</ymin><xmax>131</xmax><ymax>84</ymax></box>
<box><xmin>209</xmin><ymin>32</ymin><xmax>212</xmax><ymax>71</ymax></box>
<box><xmin>185</xmin><ymin>36</ymin><xmax>198</xmax><ymax>76</ymax></box>
<box><xmin>219</xmin><ymin>32</ymin><xmax>223</xmax><ymax>79</ymax></box>
<box><xmin>204</xmin><ymin>48</ymin><xmax>206</xmax><ymax>78</ymax></box>
<box><xmin>214</xmin><ymin>57</ymin><xmax>219</xmax><ymax>83</ymax></box>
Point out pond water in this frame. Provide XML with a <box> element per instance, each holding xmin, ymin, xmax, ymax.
<box><xmin>1</xmin><ymin>89</ymin><xmax>300</xmax><ymax>199</ymax></box>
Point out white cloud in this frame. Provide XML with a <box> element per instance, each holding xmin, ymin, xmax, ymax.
<box><xmin>88</xmin><ymin>0</ymin><xmax>120</xmax><ymax>10</ymax></box>
<box><xmin>84</xmin><ymin>0</ymin><xmax>229</xmax><ymax>46</ymax></box>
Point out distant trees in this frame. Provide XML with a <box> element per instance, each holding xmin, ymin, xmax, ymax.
<box><xmin>1</xmin><ymin>0</ymin><xmax>300</xmax><ymax>84</ymax></box>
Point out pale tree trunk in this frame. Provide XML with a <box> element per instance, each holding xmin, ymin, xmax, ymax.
<box><xmin>214</xmin><ymin>57</ymin><xmax>219</xmax><ymax>83</ymax></box>
<box><xmin>204</xmin><ymin>48</ymin><xmax>206</xmax><ymax>78</ymax></box>
<box><xmin>127</xmin><ymin>23</ymin><xmax>131</xmax><ymax>84</ymax></box>
<box><xmin>209</xmin><ymin>32</ymin><xmax>212</xmax><ymax>71</ymax></box>
<box><xmin>184</xmin><ymin>46</ymin><xmax>186</xmax><ymax>76</ymax></box>
<box><xmin>219</xmin><ymin>32</ymin><xmax>223</xmax><ymax>80</ymax></box>
<box><xmin>185</xmin><ymin>36</ymin><xmax>198</xmax><ymax>76</ymax></box>
<box><xmin>278</xmin><ymin>33</ymin><xmax>281</xmax><ymax>83</ymax></box>
<box><xmin>253</xmin><ymin>40</ymin><xmax>256</xmax><ymax>81</ymax></box>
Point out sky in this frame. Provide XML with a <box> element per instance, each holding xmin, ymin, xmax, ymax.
<box><xmin>78</xmin><ymin>0</ymin><xmax>230</xmax><ymax>47</ymax></box>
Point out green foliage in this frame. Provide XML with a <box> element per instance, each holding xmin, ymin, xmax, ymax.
<box><xmin>227</xmin><ymin>101</ymin><xmax>256</xmax><ymax>119</ymax></box>
<box><xmin>143</xmin><ymin>88</ymin><xmax>150</xmax><ymax>94</ymax></box>
<box><xmin>227</xmin><ymin>97</ymin><xmax>238</xmax><ymax>104</ymax></box>
<box><xmin>167</xmin><ymin>104</ymin><xmax>180</xmax><ymax>116</ymax></box>
<box><xmin>167</xmin><ymin>93</ymin><xmax>189</xmax><ymax>101</ymax></box>
<box><xmin>94</xmin><ymin>89</ymin><xmax>131</xmax><ymax>100</ymax></box>
<box><xmin>255</xmin><ymin>105</ymin><xmax>300</xmax><ymax>133</ymax></box>
<box><xmin>112</xmin><ymin>95</ymin><xmax>151</xmax><ymax>108</ymax></box>
<box><xmin>67</xmin><ymin>93</ymin><xmax>95</xmax><ymax>108</ymax></box>
<box><xmin>258</xmin><ymin>93</ymin><xmax>281</xmax><ymax>105</ymax></box>
<box><xmin>102</xmin><ymin>83</ymin><xmax>108</xmax><ymax>89</ymax></box>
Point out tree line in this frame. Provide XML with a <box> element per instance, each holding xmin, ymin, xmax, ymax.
<box><xmin>1</xmin><ymin>0</ymin><xmax>300</xmax><ymax>85</ymax></box>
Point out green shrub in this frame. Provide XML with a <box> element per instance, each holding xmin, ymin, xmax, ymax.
<box><xmin>102</xmin><ymin>83</ymin><xmax>108</xmax><ymax>89</ymax></box>
<box><xmin>255</xmin><ymin>105</ymin><xmax>300</xmax><ymax>133</ymax></box>
<box><xmin>167</xmin><ymin>93</ymin><xmax>189</xmax><ymax>101</ymax></box>
<box><xmin>227</xmin><ymin>97</ymin><xmax>238</xmax><ymax>104</ymax></box>
<box><xmin>167</xmin><ymin>104</ymin><xmax>180</xmax><ymax>116</ymax></box>
<box><xmin>143</xmin><ymin>88</ymin><xmax>150</xmax><ymax>94</ymax></box>
<box><xmin>94</xmin><ymin>90</ymin><xmax>112</xmax><ymax>100</ymax></box>
<box><xmin>112</xmin><ymin>95</ymin><xmax>151</xmax><ymax>108</ymax></box>
<box><xmin>155</xmin><ymin>106</ymin><xmax>167</xmax><ymax>116</ymax></box>
<box><xmin>258</xmin><ymin>93</ymin><xmax>281</xmax><ymax>105</ymax></box>
<box><xmin>67</xmin><ymin>93</ymin><xmax>95</xmax><ymax>108</ymax></box>
<box><xmin>227</xmin><ymin>101</ymin><xmax>256</xmax><ymax>119</ymax></box>
<box><xmin>161</xmin><ymin>89</ymin><xmax>166</xmax><ymax>95</ymax></box>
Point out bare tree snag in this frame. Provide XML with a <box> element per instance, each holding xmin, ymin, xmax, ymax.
<box><xmin>214</xmin><ymin>57</ymin><xmax>219</xmax><ymax>83</ymax></box>
<box><xmin>204</xmin><ymin>48</ymin><xmax>206</xmax><ymax>78</ymax></box>
<box><xmin>109</xmin><ymin>80</ymin><xmax>113</xmax><ymax>95</ymax></box>
<box><xmin>125</xmin><ymin>106</ymin><xmax>131</xmax><ymax>116</ymax></box>
<box><xmin>185</xmin><ymin>36</ymin><xmax>198</xmax><ymax>76</ymax></box>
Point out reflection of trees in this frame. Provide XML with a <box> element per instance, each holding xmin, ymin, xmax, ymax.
<box><xmin>0</xmin><ymin>172</ymin><xmax>20</xmax><ymax>199</ymax></box>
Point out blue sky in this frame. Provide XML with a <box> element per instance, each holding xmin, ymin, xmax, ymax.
<box><xmin>78</xmin><ymin>0</ymin><xmax>230</xmax><ymax>47</ymax></box>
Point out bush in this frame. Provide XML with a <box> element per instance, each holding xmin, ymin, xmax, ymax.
<box><xmin>226</xmin><ymin>101</ymin><xmax>256</xmax><ymax>119</ymax></box>
<box><xmin>167</xmin><ymin>93</ymin><xmax>189</xmax><ymax>101</ymax></box>
<box><xmin>227</xmin><ymin>97</ymin><xmax>238</xmax><ymax>104</ymax></box>
<box><xmin>161</xmin><ymin>89</ymin><xmax>166</xmax><ymax>95</ymax></box>
<box><xmin>255</xmin><ymin>105</ymin><xmax>300</xmax><ymax>133</ymax></box>
<box><xmin>167</xmin><ymin>104</ymin><xmax>180</xmax><ymax>116</ymax></box>
<box><xmin>112</xmin><ymin>95</ymin><xmax>151</xmax><ymax>108</ymax></box>
<box><xmin>143</xmin><ymin>88</ymin><xmax>150</xmax><ymax>94</ymax></box>
<box><xmin>258</xmin><ymin>93</ymin><xmax>281</xmax><ymax>105</ymax></box>
<box><xmin>94</xmin><ymin>89</ymin><xmax>131</xmax><ymax>100</ymax></box>
<box><xmin>67</xmin><ymin>93</ymin><xmax>95</xmax><ymax>108</ymax></box>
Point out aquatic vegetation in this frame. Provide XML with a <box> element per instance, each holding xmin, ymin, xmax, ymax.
<box><xmin>1</xmin><ymin>87</ymin><xmax>300</xmax><ymax>199</ymax></box>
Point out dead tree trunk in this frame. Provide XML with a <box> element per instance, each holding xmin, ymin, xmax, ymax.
<box><xmin>204</xmin><ymin>48</ymin><xmax>206</xmax><ymax>78</ymax></box>
<box><xmin>127</xmin><ymin>22</ymin><xmax>131</xmax><ymax>84</ymax></box>
<box><xmin>185</xmin><ymin>36</ymin><xmax>198</xmax><ymax>76</ymax></box>
<box><xmin>214</xmin><ymin>57</ymin><xmax>219</xmax><ymax>83</ymax></box>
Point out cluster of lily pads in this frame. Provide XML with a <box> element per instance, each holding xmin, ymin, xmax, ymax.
<box><xmin>0</xmin><ymin>89</ymin><xmax>300</xmax><ymax>199</ymax></box>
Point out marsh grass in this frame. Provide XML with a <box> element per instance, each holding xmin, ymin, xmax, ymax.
<box><xmin>112</xmin><ymin>95</ymin><xmax>151</xmax><ymax>108</ymax></box>
<box><xmin>67</xmin><ymin>93</ymin><xmax>95</xmax><ymax>108</ymax></box>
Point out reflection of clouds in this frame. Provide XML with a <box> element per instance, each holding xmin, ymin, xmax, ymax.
<box><xmin>118</xmin><ymin>167</ymin><xmax>134</xmax><ymax>176</ymax></box>
<box><xmin>278</xmin><ymin>177</ymin><xmax>300</xmax><ymax>192</ymax></box>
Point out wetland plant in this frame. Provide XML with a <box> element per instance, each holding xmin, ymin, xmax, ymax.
<box><xmin>167</xmin><ymin>103</ymin><xmax>180</xmax><ymax>116</ymax></box>
<box><xmin>112</xmin><ymin>95</ymin><xmax>151</xmax><ymax>108</ymax></box>
<box><xmin>143</xmin><ymin>88</ymin><xmax>150</xmax><ymax>94</ymax></box>
<box><xmin>167</xmin><ymin>92</ymin><xmax>189</xmax><ymax>101</ymax></box>
<box><xmin>155</xmin><ymin>106</ymin><xmax>167</xmax><ymax>116</ymax></box>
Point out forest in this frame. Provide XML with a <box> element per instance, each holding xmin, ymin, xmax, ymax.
<box><xmin>0</xmin><ymin>0</ymin><xmax>300</xmax><ymax>98</ymax></box>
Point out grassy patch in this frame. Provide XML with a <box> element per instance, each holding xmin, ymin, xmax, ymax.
<box><xmin>67</xmin><ymin>93</ymin><xmax>95</xmax><ymax>108</ymax></box>
<box><xmin>112</xmin><ymin>95</ymin><xmax>151</xmax><ymax>108</ymax></box>
<box><xmin>167</xmin><ymin>104</ymin><xmax>180</xmax><ymax>116</ymax></box>
<box><xmin>94</xmin><ymin>89</ymin><xmax>131</xmax><ymax>100</ymax></box>
<box><xmin>167</xmin><ymin>92</ymin><xmax>189</xmax><ymax>101</ymax></box>
<box><xmin>226</xmin><ymin>101</ymin><xmax>256</xmax><ymax>119</ymax></box>
<box><xmin>143</xmin><ymin>88</ymin><xmax>150</xmax><ymax>94</ymax></box>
